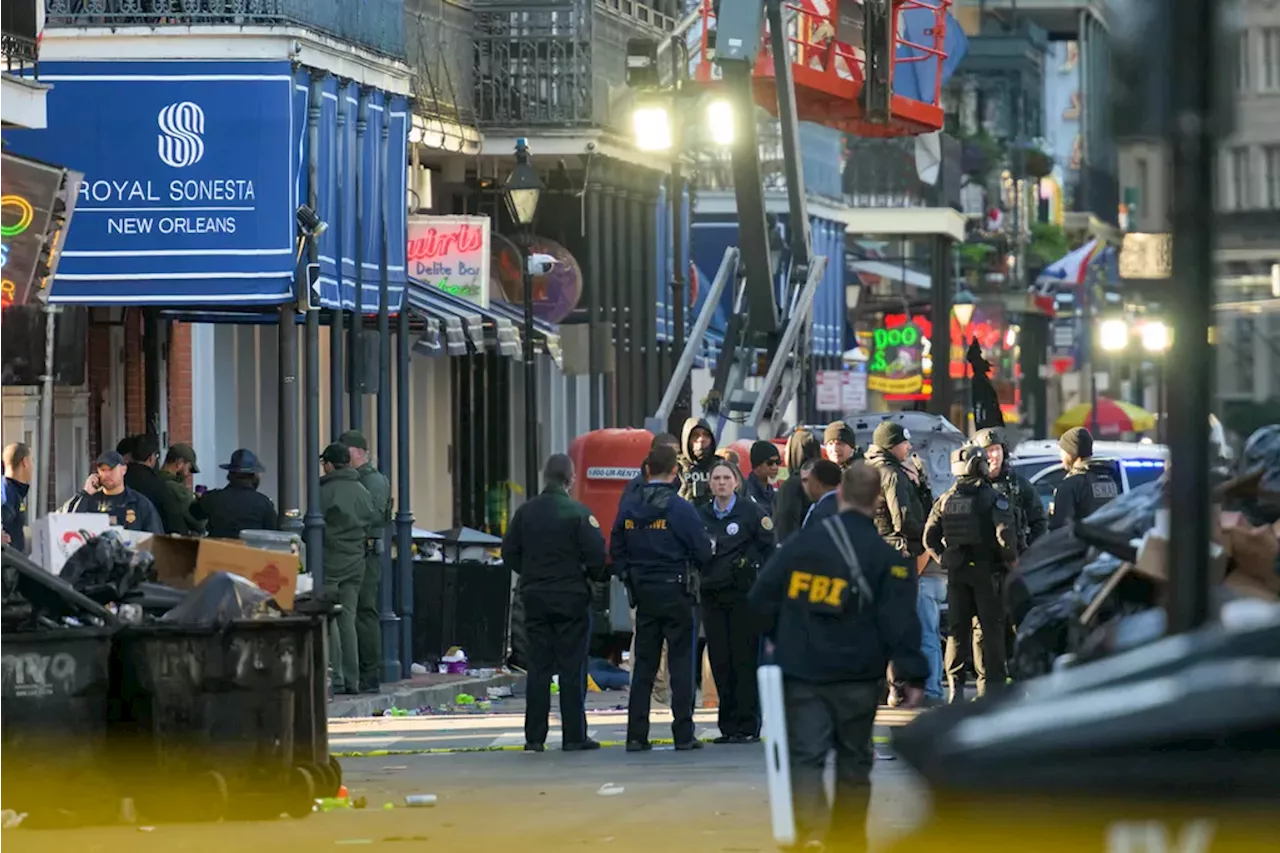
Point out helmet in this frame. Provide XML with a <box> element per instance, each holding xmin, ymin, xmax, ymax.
<box><xmin>951</xmin><ymin>445</ymin><xmax>990</xmax><ymax>479</ymax></box>
<box><xmin>972</xmin><ymin>427</ymin><xmax>1008</xmax><ymax>449</ymax></box>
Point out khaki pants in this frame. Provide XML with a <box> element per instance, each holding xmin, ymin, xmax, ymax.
<box><xmin>629</xmin><ymin>608</ymin><xmax>670</xmax><ymax>703</ymax></box>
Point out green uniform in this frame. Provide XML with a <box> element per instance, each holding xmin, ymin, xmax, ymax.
<box><xmin>355</xmin><ymin>461</ymin><xmax>393</xmax><ymax>690</ymax></box>
<box><xmin>157</xmin><ymin>470</ymin><xmax>206</xmax><ymax>535</ymax></box>
<box><xmin>319</xmin><ymin>466</ymin><xmax>379</xmax><ymax>693</ymax></box>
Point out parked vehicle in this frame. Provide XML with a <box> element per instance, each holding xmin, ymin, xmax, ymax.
<box><xmin>1009</xmin><ymin>440</ymin><xmax>1168</xmax><ymax>514</ymax></box>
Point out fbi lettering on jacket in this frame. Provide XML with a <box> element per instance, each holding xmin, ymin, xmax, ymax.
<box><xmin>623</xmin><ymin>518</ymin><xmax>668</xmax><ymax>530</ymax></box>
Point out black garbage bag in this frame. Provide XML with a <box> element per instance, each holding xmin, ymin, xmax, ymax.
<box><xmin>1008</xmin><ymin>593</ymin><xmax>1081</xmax><ymax>680</ymax></box>
<box><xmin>1</xmin><ymin>543</ymin><xmax>116</xmax><ymax>629</ymax></box>
<box><xmin>161</xmin><ymin>571</ymin><xmax>282</xmax><ymax>625</ymax></box>
<box><xmin>1006</xmin><ymin>527</ymin><xmax>1089</xmax><ymax>622</ymax></box>
<box><xmin>59</xmin><ymin>530</ymin><xmax>157</xmax><ymax>605</ymax></box>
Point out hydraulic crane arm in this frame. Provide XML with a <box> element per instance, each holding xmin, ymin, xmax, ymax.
<box><xmin>648</xmin><ymin>0</ymin><xmax>822</xmax><ymax>441</ymax></box>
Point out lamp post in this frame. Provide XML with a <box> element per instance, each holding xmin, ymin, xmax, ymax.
<box><xmin>1141</xmin><ymin>319</ymin><xmax>1171</xmax><ymax>442</ymax></box>
<box><xmin>503</xmin><ymin>138</ymin><xmax>545</xmax><ymax>499</ymax></box>
<box><xmin>953</xmin><ymin>289</ymin><xmax>975</xmax><ymax>434</ymax></box>
<box><xmin>1097</xmin><ymin>316</ymin><xmax>1129</xmax><ymax>434</ymax></box>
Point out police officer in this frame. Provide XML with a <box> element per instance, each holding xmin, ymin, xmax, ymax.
<box><xmin>62</xmin><ymin>451</ymin><xmax>164</xmax><ymax>533</ymax></box>
<box><xmin>864</xmin><ymin>422</ymin><xmax>927</xmax><ymax>559</ymax></box>
<box><xmin>319</xmin><ymin>443</ymin><xmax>379</xmax><ymax>696</ymax></box>
<box><xmin>823</xmin><ymin>420</ymin><xmax>861</xmax><ymax>469</ymax></box>
<box><xmin>973</xmin><ymin>428</ymin><xmax>1046</xmax><ymax>551</ymax></box>
<box><xmin>801</xmin><ymin>459</ymin><xmax>842</xmax><ymax>529</ymax></box>
<box><xmin>677</xmin><ymin>417</ymin><xmax>718</xmax><ymax>506</ymax></box>
<box><xmin>1049</xmin><ymin>427</ymin><xmax>1119</xmax><ymax>530</ymax></box>
<box><xmin>157</xmin><ymin>443</ymin><xmax>205</xmax><ymax>535</ymax></box>
<box><xmin>749</xmin><ymin>463</ymin><xmax>926</xmax><ymax>851</ymax></box>
<box><xmin>611</xmin><ymin>443</ymin><xmax>712</xmax><ymax>751</ymax></box>
<box><xmin>502</xmin><ymin>454</ymin><xmax>607</xmax><ymax>752</ymax></box>
<box><xmin>924</xmin><ymin>446</ymin><xmax>1019</xmax><ymax>702</ymax></box>
<box><xmin>339</xmin><ymin>430</ymin><xmax>393</xmax><ymax>694</ymax></box>
<box><xmin>3</xmin><ymin>442</ymin><xmax>33</xmax><ymax>551</ymax></box>
<box><xmin>193</xmin><ymin>449</ymin><xmax>280</xmax><ymax>538</ymax></box>
<box><xmin>698</xmin><ymin>460</ymin><xmax>775</xmax><ymax>743</ymax></box>
<box><xmin>744</xmin><ymin>440</ymin><xmax>781</xmax><ymax>514</ymax></box>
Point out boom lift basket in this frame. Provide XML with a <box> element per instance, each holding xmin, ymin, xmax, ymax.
<box><xmin>693</xmin><ymin>0</ymin><xmax>952</xmax><ymax>138</ymax></box>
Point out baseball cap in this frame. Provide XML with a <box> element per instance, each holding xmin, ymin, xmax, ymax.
<box><xmin>321</xmin><ymin>443</ymin><xmax>351</xmax><ymax>465</ymax></box>
<box><xmin>95</xmin><ymin>450</ymin><xmax>126</xmax><ymax>468</ymax></box>
<box><xmin>167</xmin><ymin>442</ymin><xmax>200</xmax><ymax>473</ymax></box>
<box><xmin>337</xmin><ymin>429</ymin><xmax>368</xmax><ymax>451</ymax></box>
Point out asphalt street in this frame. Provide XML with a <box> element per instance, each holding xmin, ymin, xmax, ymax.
<box><xmin>3</xmin><ymin>697</ymin><xmax>929</xmax><ymax>853</ymax></box>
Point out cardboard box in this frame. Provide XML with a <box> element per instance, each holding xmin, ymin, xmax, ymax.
<box><xmin>145</xmin><ymin>536</ymin><xmax>300</xmax><ymax>610</ymax></box>
<box><xmin>29</xmin><ymin>513</ymin><xmax>115</xmax><ymax>575</ymax></box>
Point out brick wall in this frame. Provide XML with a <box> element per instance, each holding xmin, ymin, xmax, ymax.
<box><xmin>86</xmin><ymin>322</ymin><xmax>111</xmax><ymax>461</ymax></box>
<box><xmin>167</xmin><ymin>321</ymin><xmax>193</xmax><ymax>446</ymax></box>
<box><xmin>124</xmin><ymin>309</ymin><xmax>145</xmax><ymax>435</ymax></box>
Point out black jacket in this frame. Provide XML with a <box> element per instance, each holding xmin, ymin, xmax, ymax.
<box><xmin>749</xmin><ymin>510</ymin><xmax>927</xmax><ymax>686</ymax></box>
<box><xmin>676</xmin><ymin>417</ymin><xmax>717</xmax><ymax>507</ymax></box>
<box><xmin>864</xmin><ymin>446</ymin><xmax>927</xmax><ymax>556</ymax></box>
<box><xmin>2</xmin><ymin>477</ymin><xmax>29</xmax><ymax>552</ymax></box>
<box><xmin>697</xmin><ymin>494</ymin><xmax>775</xmax><ymax>595</ymax></box>
<box><xmin>773</xmin><ymin>429</ymin><xmax>821</xmax><ymax>542</ymax></box>
<box><xmin>992</xmin><ymin>466</ymin><xmax>1048</xmax><ymax>549</ymax></box>
<box><xmin>923</xmin><ymin>476</ymin><xmax>1020</xmax><ymax>570</ymax></box>
<box><xmin>743</xmin><ymin>472</ymin><xmax>775</xmax><ymax>516</ymax></box>
<box><xmin>1049</xmin><ymin>459</ymin><xmax>1120</xmax><ymax>531</ymax></box>
<box><xmin>62</xmin><ymin>487</ymin><xmax>164</xmax><ymax>534</ymax></box>
<box><xmin>610</xmin><ymin>480</ymin><xmax>711</xmax><ymax>587</ymax></box>
<box><xmin>503</xmin><ymin>485</ymin><xmax>608</xmax><ymax>599</ymax></box>
<box><xmin>802</xmin><ymin>489</ymin><xmax>839</xmax><ymax>529</ymax></box>
<box><xmin>193</xmin><ymin>482</ymin><xmax>279</xmax><ymax>539</ymax></box>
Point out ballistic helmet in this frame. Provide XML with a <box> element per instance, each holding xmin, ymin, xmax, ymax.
<box><xmin>951</xmin><ymin>445</ymin><xmax>990</xmax><ymax>479</ymax></box>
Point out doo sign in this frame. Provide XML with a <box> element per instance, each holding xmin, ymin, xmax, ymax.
<box><xmin>2</xmin><ymin>652</ymin><xmax>79</xmax><ymax>699</ymax></box>
<box><xmin>408</xmin><ymin>215</ymin><xmax>491</xmax><ymax>308</ymax></box>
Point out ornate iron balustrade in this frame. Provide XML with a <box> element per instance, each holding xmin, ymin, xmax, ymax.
<box><xmin>44</xmin><ymin>0</ymin><xmax>406</xmax><ymax>60</ymax></box>
<box><xmin>2</xmin><ymin>0</ymin><xmax>40</xmax><ymax>76</ymax></box>
<box><xmin>843</xmin><ymin>134</ymin><xmax>963</xmax><ymax>210</ymax></box>
<box><xmin>473</xmin><ymin>0</ymin><xmax>673</xmax><ymax>129</ymax></box>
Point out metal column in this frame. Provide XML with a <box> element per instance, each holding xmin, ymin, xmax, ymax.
<box><xmin>601</xmin><ymin>184</ymin><xmax>618</xmax><ymax>426</ymax></box>
<box><xmin>350</xmin><ymin>89</ymin><xmax>369</xmax><ymax>431</ymax></box>
<box><xmin>630</xmin><ymin>184</ymin><xmax>652</xmax><ymax>418</ymax></box>
<box><xmin>394</xmin><ymin>305</ymin><xmax>415</xmax><ymax>678</ymax></box>
<box><xmin>279</xmin><ymin>302</ymin><xmax>302</xmax><ymax>534</ymax></box>
<box><xmin>615</xmin><ymin>181</ymin><xmax>634</xmax><ymax>427</ymax></box>
<box><xmin>668</xmin><ymin>165</ymin><xmax>691</xmax><ymax>434</ymax></box>
<box><xmin>639</xmin><ymin>183</ymin><xmax>659</xmax><ymax>415</ymax></box>
<box><xmin>1165</xmin><ymin>0</ymin><xmax>1217</xmax><ymax>634</ymax></box>
<box><xmin>303</xmin><ymin>73</ymin><xmax>326</xmax><ymax>580</ymax></box>
<box><xmin>330</xmin><ymin>95</ymin><xmax>347</xmax><ymax>439</ymax></box>
<box><xmin>377</xmin><ymin>117</ymin><xmax>400</xmax><ymax>682</ymax></box>
<box><xmin>586</xmin><ymin>182</ymin><xmax>603</xmax><ymax>429</ymax></box>
<box><xmin>143</xmin><ymin>309</ymin><xmax>161</xmax><ymax>436</ymax></box>
<box><xmin>929</xmin><ymin>236</ymin><xmax>953</xmax><ymax>420</ymax></box>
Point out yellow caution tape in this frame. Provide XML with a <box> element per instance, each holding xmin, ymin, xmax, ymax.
<box><xmin>331</xmin><ymin>735</ymin><xmax>890</xmax><ymax>758</ymax></box>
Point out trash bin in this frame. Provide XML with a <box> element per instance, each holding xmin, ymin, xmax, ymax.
<box><xmin>1</xmin><ymin>627</ymin><xmax>117</xmax><ymax>824</ymax></box>
<box><xmin>289</xmin><ymin>601</ymin><xmax>341</xmax><ymax>798</ymax></box>
<box><xmin>240</xmin><ymin>529</ymin><xmax>305</xmax><ymax>570</ymax></box>
<box><xmin>412</xmin><ymin>558</ymin><xmax>512</xmax><ymax>667</ymax></box>
<box><xmin>110</xmin><ymin>619</ymin><xmax>321</xmax><ymax>821</ymax></box>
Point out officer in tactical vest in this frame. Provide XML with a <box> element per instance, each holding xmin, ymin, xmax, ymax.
<box><xmin>973</xmin><ymin>427</ymin><xmax>1046</xmax><ymax>551</ymax></box>
<box><xmin>1050</xmin><ymin>427</ymin><xmax>1120</xmax><ymax>530</ymax></box>
<box><xmin>924</xmin><ymin>446</ymin><xmax>1019</xmax><ymax>702</ymax></box>
<box><xmin>611</xmin><ymin>444</ymin><xmax>712</xmax><ymax>752</ymax></box>
<box><xmin>339</xmin><ymin>430</ymin><xmax>393</xmax><ymax>694</ymax></box>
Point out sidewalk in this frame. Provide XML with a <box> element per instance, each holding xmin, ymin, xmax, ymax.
<box><xmin>327</xmin><ymin>670</ymin><xmax>527</xmax><ymax>718</ymax></box>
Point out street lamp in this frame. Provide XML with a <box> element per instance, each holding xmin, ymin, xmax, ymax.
<box><xmin>1141</xmin><ymin>320</ymin><xmax>1170</xmax><ymax>353</ymax></box>
<box><xmin>1141</xmin><ymin>319</ymin><xmax>1171</xmax><ymax>442</ymax></box>
<box><xmin>953</xmin><ymin>289</ymin><xmax>976</xmax><ymax>432</ymax></box>
<box><xmin>1098</xmin><ymin>317</ymin><xmax>1129</xmax><ymax>352</ymax></box>
<box><xmin>503</xmin><ymin>138</ymin><xmax>545</xmax><ymax>499</ymax></box>
<box><xmin>706</xmin><ymin>98</ymin><xmax>734</xmax><ymax>147</ymax></box>
<box><xmin>633</xmin><ymin>104</ymin><xmax>673</xmax><ymax>152</ymax></box>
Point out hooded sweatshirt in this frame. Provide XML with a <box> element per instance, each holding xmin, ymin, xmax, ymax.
<box><xmin>677</xmin><ymin>416</ymin><xmax>718</xmax><ymax>507</ymax></box>
<box><xmin>773</xmin><ymin>429</ymin><xmax>821</xmax><ymax>542</ymax></box>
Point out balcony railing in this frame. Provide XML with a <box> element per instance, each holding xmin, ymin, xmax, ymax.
<box><xmin>843</xmin><ymin>134</ymin><xmax>964</xmax><ymax>210</ymax></box>
<box><xmin>44</xmin><ymin>0</ymin><xmax>406</xmax><ymax>60</ymax></box>
<box><xmin>2</xmin><ymin>0</ymin><xmax>40</xmax><ymax>76</ymax></box>
<box><xmin>473</xmin><ymin>0</ymin><xmax>674</xmax><ymax>130</ymax></box>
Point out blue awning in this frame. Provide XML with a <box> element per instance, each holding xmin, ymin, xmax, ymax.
<box><xmin>406</xmin><ymin>278</ymin><xmax>519</xmax><ymax>358</ymax></box>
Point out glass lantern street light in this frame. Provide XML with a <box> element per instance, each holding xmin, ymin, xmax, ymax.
<box><xmin>503</xmin><ymin>137</ymin><xmax>544</xmax><ymax>227</ymax></box>
<box><xmin>1142</xmin><ymin>320</ymin><xmax>1171</xmax><ymax>353</ymax></box>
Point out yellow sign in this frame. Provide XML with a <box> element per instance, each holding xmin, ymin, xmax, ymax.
<box><xmin>867</xmin><ymin>374</ymin><xmax>925</xmax><ymax>395</ymax></box>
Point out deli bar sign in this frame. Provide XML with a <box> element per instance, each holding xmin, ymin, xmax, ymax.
<box><xmin>408</xmin><ymin>215</ymin><xmax>491</xmax><ymax>309</ymax></box>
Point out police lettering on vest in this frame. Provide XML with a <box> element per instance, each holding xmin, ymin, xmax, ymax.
<box><xmin>1091</xmin><ymin>477</ymin><xmax>1119</xmax><ymax>500</ymax></box>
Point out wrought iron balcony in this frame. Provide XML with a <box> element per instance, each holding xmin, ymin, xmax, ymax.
<box><xmin>843</xmin><ymin>133</ymin><xmax>964</xmax><ymax>211</ymax></box>
<box><xmin>44</xmin><ymin>0</ymin><xmax>406</xmax><ymax>60</ymax></box>
<box><xmin>473</xmin><ymin>0</ymin><xmax>676</xmax><ymax>130</ymax></box>
<box><xmin>3</xmin><ymin>0</ymin><xmax>40</xmax><ymax>76</ymax></box>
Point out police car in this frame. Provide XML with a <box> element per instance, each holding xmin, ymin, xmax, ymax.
<box><xmin>1008</xmin><ymin>440</ymin><xmax>1168</xmax><ymax>514</ymax></box>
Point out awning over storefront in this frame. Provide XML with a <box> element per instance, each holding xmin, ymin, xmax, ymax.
<box><xmin>487</xmin><ymin>299</ymin><xmax>562</xmax><ymax>365</ymax></box>
<box><xmin>406</xmin><ymin>278</ymin><xmax>518</xmax><ymax>358</ymax></box>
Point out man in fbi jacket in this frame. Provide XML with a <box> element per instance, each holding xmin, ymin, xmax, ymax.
<box><xmin>750</xmin><ymin>462</ymin><xmax>926</xmax><ymax>852</ymax></box>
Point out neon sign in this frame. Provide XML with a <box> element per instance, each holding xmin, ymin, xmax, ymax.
<box><xmin>867</xmin><ymin>314</ymin><xmax>928</xmax><ymax>395</ymax></box>
<box><xmin>1</xmin><ymin>194</ymin><xmax>36</xmax><ymax>309</ymax></box>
